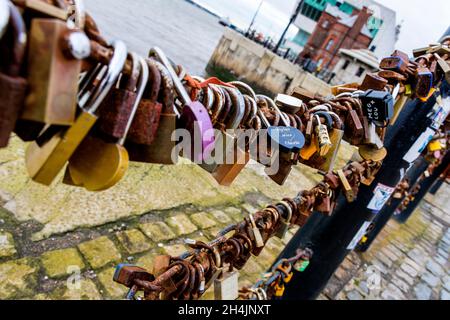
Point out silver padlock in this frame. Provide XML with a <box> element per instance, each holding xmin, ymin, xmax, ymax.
<box><xmin>275</xmin><ymin>201</ymin><xmax>293</xmax><ymax>239</ymax></box>
<box><xmin>214</xmin><ymin>270</ymin><xmax>239</xmax><ymax>300</ymax></box>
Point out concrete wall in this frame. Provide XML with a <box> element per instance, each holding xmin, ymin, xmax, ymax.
<box><xmin>207</xmin><ymin>29</ymin><xmax>331</xmax><ymax>97</ymax></box>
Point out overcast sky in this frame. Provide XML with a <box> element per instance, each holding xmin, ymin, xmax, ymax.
<box><xmin>263</xmin><ymin>0</ymin><xmax>450</xmax><ymax>54</ymax></box>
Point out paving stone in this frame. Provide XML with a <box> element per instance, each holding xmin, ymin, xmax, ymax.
<box><xmin>241</xmin><ymin>257</ymin><xmax>265</xmax><ymax>276</ymax></box>
<box><xmin>381</xmin><ymin>284</ymin><xmax>405</xmax><ymax>300</ymax></box>
<box><xmin>78</xmin><ymin>236</ymin><xmax>122</xmax><ymax>269</ymax></box>
<box><xmin>166</xmin><ymin>214</ymin><xmax>198</xmax><ymax>236</ymax></box>
<box><xmin>426</xmin><ymin>260</ymin><xmax>445</xmax><ymax>277</ymax></box>
<box><xmin>61</xmin><ymin>278</ymin><xmax>102</xmax><ymax>300</ymax></box>
<box><xmin>241</xmin><ymin>204</ymin><xmax>258</xmax><ymax>214</ymax></box>
<box><xmin>443</xmin><ymin>276</ymin><xmax>450</xmax><ymax>292</ymax></box>
<box><xmin>407</xmin><ymin>248</ymin><xmax>428</xmax><ymax>266</ymax></box>
<box><xmin>97</xmin><ymin>267</ymin><xmax>128</xmax><ymax>299</ymax></box>
<box><xmin>400</xmin><ymin>262</ymin><xmax>419</xmax><ymax>278</ymax></box>
<box><xmin>371</xmin><ymin>259</ymin><xmax>389</xmax><ymax>275</ymax></box>
<box><xmin>347</xmin><ymin>290</ymin><xmax>364</xmax><ymax>300</ymax></box>
<box><xmin>376</xmin><ymin>252</ymin><xmax>393</xmax><ymax>268</ymax></box>
<box><xmin>335</xmin><ymin>267</ymin><xmax>351</xmax><ymax>281</ymax></box>
<box><xmin>421</xmin><ymin>272</ymin><xmax>440</xmax><ymax>288</ymax></box>
<box><xmin>403</xmin><ymin>258</ymin><xmax>424</xmax><ymax>273</ymax></box>
<box><xmin>41</xmin><ymin>248</ymin><xmax>85</xmax><ymax>278</ymax></box>
<box><xmin>136</xmin><ymin>252</ymin><xmax>159</xmax><ymax>272</ymax></box>
<box><xmin>433</xmin><ymin>255</ymin><xmax>447</xmax><ymax>267</ymax></box>
<box><xmin>391</xmin><ymin>277</ymin><xmax>410</xmax><ymax>293</ymax></box>
<box><xmin>414</xmin><ymin>283</ymin><xmax>432</xmax><ymax>300</ymax></box>
<box><xmin>162</xmin><ymin>244</ymin><xmax>188</xmax><ymax>257</ymax></box>
<box><xmin>0</xmin><ymin>258</ymin><xmax>37</xmax><ymax>299</ymax></box>
<box><xmin>190</xmin><ymin>212</ymin><xmax>217</xmax><ymax>229</ymax></box>
<box><xmin>441</xmin><ymin>290</ymin><xmax>450</xmax><ymax>300</ymax></box>
<box><xmin>224</xmin><ymin>207</ymin><xmax>244</xmax><ymax>222</ymax></box>
<box><xmin>0</xmin><ymin>231</ymin><xmax>16</xmax><ymax>258</ymax></box>
<box><xmin>139</xmin><ymin>221</ymin><xmax>176</xmax><ymax>242</ymax></box>
<box><xmin>381</xmin><ymin>247</ymin><xmax>401</xmax><ymax>262</ymax></box>
<box><xmin>210</xmin><ymin>210</ymin><xmax>233</xmax><ymax>224</ymax></box>
<box><xmin>395</xmin><ymin>269</ymin><xmax>415</xmax><ymax>286</ymax></box>
<box><xmin>116</xmin><ymin>229</ymin><xmax>152</xmax><ymax>255</ymax></box>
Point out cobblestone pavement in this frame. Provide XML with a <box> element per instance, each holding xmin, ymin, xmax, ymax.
<box><xmin>322</xmin><ymin>184</ymin><xmax>450</xmax><ymax>301</ymax></box>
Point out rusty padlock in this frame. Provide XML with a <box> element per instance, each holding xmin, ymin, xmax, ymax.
<box><xmin>97</xmin><ymin>53</ymin><xmax>141</xmax><ymax>139</ymax></box>
<box><xmin>0</xmin><ymin>3</ymin><xmax>27</xmax><ymax>148</ymax></box>
<box><xmin>22</xmin><ymin>18</ymin><xmax>90</xmax><ymax>125</ymax></box>
<box><xmin>127</xmin><ymin>59</ymin><xmax>163</xmax><ymax>145</ymax></box>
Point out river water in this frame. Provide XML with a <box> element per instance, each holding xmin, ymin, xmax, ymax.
<box><xmin>85</xmin><ymin>0</ymin><xmax>226</xmax><ymax>75</ymax></box>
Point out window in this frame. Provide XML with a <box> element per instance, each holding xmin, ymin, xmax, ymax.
<box><xmin>356</xmin><ymin>67</ymin><xmax>365</xmax><ymax>77</ymax></box>
<box><xmin>369</xmin><ymin>45</ymin><xmax>377</xmax><ymax>52</ymax></box>
<box><xmin>293</xmin><ymin>30</ymin><xmax>311</xmax><ymax>47</ymax></box>
<box><xmin>325</xmin><ymin>39</ymin><xmax>334</xmax><ymax>51</ymax></box>
<box><xmin>322</xmin><ymin>20</ymin><xmax>330</xmax><ymax>28</ymax></box>
<box><xmin>342</xmin><ymin>60</ymin><xmax>350</xmax><ymax>70</ymax></box>
<box><xmin>301</xmin><ymin>3</ymin><xmax>323</xmax><ymax>21</ymax></box>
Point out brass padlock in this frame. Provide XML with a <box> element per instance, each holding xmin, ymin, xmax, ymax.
<box><xmin>67</xmin><ymin>54</ymin><xmax>148</xmax><ymax>192</ymax></box>
<box><xmin>0</xmin><ymin>3</ymin><xmax>27</xmax><ymax>148</ymax></box>
<box><xmin>316</xmin><ymin>112</ymin><xmax>344</xmax><ymax>173</ymax></box>
<box><xmin>22</xmin><ymin>18</ymin><xmax>90</xmax><ymax>125</ymax></box>
<box><xmin>25</xmin><ymin>40</ymin><xmax>127</xmax><ymax>186</ymax></box>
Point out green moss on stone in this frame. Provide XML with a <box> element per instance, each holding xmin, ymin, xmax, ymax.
<box><xmin>139</xmin><ymin>222</ymin><xmax>177</xmax><ymax>243</ymax></box>
<box><xmin>190</xmin><ymin>212</ymin><xmax>217</xmax><ymax>229</ymax></box>
<box><xmin>97</xmin><ymin>267</ymin><xmax>128</xmax><ymax>299</ymax></box>
<box><xmin>116</xmin><ymin>229</ymin><xmax>153</xmax><ymax>255</ymax></box>
<box><xmin>0</xmin><ymin>232</ymin><xmax>17</xmax><ymax>258</ymax></box>
<box><xmin>166</xmin><ymin>214</ymin><xmax>198</xmax><ymax>236</ymax></box>
<box><xmin>0</xmin><ymin>258</ymin><xmax>37</xmax><ymax>299</ymax></box>
<box><xmin>41</xmin><ymin>248</ymin><xmax>85</xmax><ymax>278</ymax></box>
<box><xmin>78</xmin><ymin>236</ymin><xmax>121</xmax><ymax>269</ymax></box>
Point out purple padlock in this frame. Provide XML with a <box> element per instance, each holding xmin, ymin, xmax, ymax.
<box><xmin>149</xmin><ymin>47</ymin><xmax>215</xmax><ymax>163</ymax></box>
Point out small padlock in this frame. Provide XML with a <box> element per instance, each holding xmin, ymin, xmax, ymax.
<box><xmin>249</xmin><ymin>213</ymin><xmax>264</xmax><ymax>249</ymax></box>
<box><xmin>316</xmin><ymin>112</ymin><xmax>344</xmax><ymax>173</ymax></box>
<box><xmin>127</xmin><ymin>59</ymin><xmax>178</xmax><ymax>165</ymax></box>
<box><xmin>274</xmin><ymin>201</ymin><xmax>293</xmax><ymax>239</ymax></box>
<box><xmin>23</xmin><ymin>18</ymin><xmax>90</xmax><ymax>125</ymax></box>
<box><xmin>379</xmin><ymin>50</ymin><xmax>410</xmax><ymax>73</ymax></box>
<box><xmin>127</xmin><ymin>59</ymin><xmax>163</xmax><ymax>145</ymax></box>
<box><xmin>359</xmin><ymin>73</ymin><xmax>388</xmax><ymax>91</ymax></box>
<box><xmin>414</xmin><ymin>67</ymin><xmax>434</xmax><ymax>100</ymax></box>
<box><xmin>113</xmin><ymin>264</ymin><xmax>154</xmax><ymax>288</ymax></box>
<box><xmin>359</xmin><ymin>90</ymin><xmax>394</xmax><ymax>124</ymax></box>
<box><xmin>97</xmin><ymin>53</ymin><xmax>141</xmax><ymax>139</ymax></box>
<box><xmin>0</xmin><ymin>3</ymin><xmax>27</xmax><ymax>148</ymax></box>
<box><xmin>214</xmin><ymin>270</ymin><xmax>239</xmax><ymax>300</ymax></box>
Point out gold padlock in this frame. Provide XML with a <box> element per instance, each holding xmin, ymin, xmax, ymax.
<box><xmin>25</xmin><ymin>40</ymin><xmax>127</xmax><ymax>186</ymax></box>
<box><xmin>22</xmin><ymin>18</ymin><xmax>90</xmax><ymax>125</ymax></box>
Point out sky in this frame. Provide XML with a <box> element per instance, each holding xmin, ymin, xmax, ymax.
<box><xmin>197</xmin><ymin>0</ymin><xmax>450</xmax><ymax>55</ymax></box>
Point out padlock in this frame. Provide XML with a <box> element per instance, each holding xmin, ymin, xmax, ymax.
<box><xmin>214</xmin><ymin>270</ymin><xmax>239</xmax><ymax>300</ymax></box>
<box><xmin>275</xmin><ymin>94</ymin><xmax>303</xmax><ymax>114</ymax></box>
<box><xmin>113</xmin><ymin>264</ymin><xmax>154</xmax><ymax>288</ymax></box>
<box><xmin>359</xmin><ymin>90</ymin><xmax>394</xmax><ymax>124</ymax></box>
<box><xmin>97</xmin><ymin>52</ymin><xmax>141</xmax><ymax>139</ymax></box>
<box><xmin>25</xmin><ymin>40</ymin><xmax>127</xmax><ymax>186</ymax></box>
<box><xmin>127</xmin><ymin>59</ymin><xmax>163</xmax><ymax>145</ymax></box>
<box><xmin>379</xmin><ymin>50</ymin><xmax>410</xmax><ymax>74</ymax></box>
<box><xmin>249</xmin><ymin>213</ymin><xmax>264</xmax><ymax>248</ymax></box>
<box><xmin>359</xmin><ymin>73</ymin><xmax>388</xmax><ymax>91</ymax></box>
<box><xmin>414</xmin><ymin>67</ymin><xmax>434</xmax><ymax>100</ymax></box>
<box><xmin>274</xmin><ymin>201</ymin><xmax>293</xmax><ymax>239</ymax></box>
<box><xmin>150</xmin><ymin>47</ymin><xmax>215</xmax><ymax>163</ymax></box>
<box><xmin>428</xmin><ymin>139</ymin><xmax>443</xmax><ymax>152</ymax></box>
<box><xmin>127</xmin><ymin>59</ymin><xmax>178</xmax><ymax>165</ymax></box>
<box><xmin>67</xmin><ymin>54</ymin><xmax>148</xmax><ymax>192</ymax></box>
<box><xmin>337</xmin><ymin>169</ymin><xmax>355</xmax><ymax>202</ymax></box>
<box><xmin>390</xmin><ymin>93</ymin><xmax>409</xmax><ymax>125</ymax></box>
<box><xmin>315</xmin><ymin>112</ymin><xmax>344</xmax><ymax>173</ymax></box>
<box><xmin>294</xmin><ymin>259</ymin><xmax>310</xmax><ymax>272</ymax></box>
<box><xmin>14</xmin><ymin>0</ymin><xmax>70</xmax><ymax>21</ymax></box>
<box><xmin>434</xmin><ymin>53</ymin><xmax>450</xmax><ymax>84</ymax></box>
<box><xmin>0</xmin><ymin>3</ymin><xmax>27</xmax><ymax>147</ymax></box>
<box><xmin>314</xmin><ymin>114</ymin><xmax>332</xmax><ymax>156</ymax></box>
<box><xmin>23</xmin><ymin>18</ymin><xmax>90</xmax><ymax>125</ymax></box>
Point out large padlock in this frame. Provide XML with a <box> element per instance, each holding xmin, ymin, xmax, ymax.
<box><xmin>0</xmin><ymin>3</ymin><xmax>27</xmax><ymax>148</ymax></box>
<box><xmin>214</xmin><ymin>271</ymin><xmax>239</xmax><ymax>300</ymax></box>
<box><xmin>126</xmin><ymin>59</ymin><xmax>178</xmax><ymax>165</ymax></box>
<box><xmin>127</xmin><ymin>58</ymin><xmax>163</xmax><ymax>145</ymax></box>
<box><xmin>66</xmin><ymin>54</ymin><xmax>148</xmax><ymax>192</ymax></box>
<box><xmin>25</xmin><ymin>40</ymin><xmax>127</xmax><ymax>186</ymax></box>
<box><xmin>22</xmin><ymin>18</ymin><xmax>90</xmax><ymax>125</ymax></box>
<box><xmin>359</xmin><ymin>90</ymin><xmax>394</xmax><ymax>124</ymax></box>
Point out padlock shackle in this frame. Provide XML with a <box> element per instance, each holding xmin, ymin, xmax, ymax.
<box><xmin>119</xmin><ymin>54</ymin><xmax>149</xmax><ymax>145</ymax></box>
<box><xmin>86</xmin><ymin>39</ymin><xmax>127</xmax><ymax>114</ymax></box>
<box><xmin>5</xmin><ymin>2</ymin><xmax>27</xmax><ymax>76</ymax></box>
<box><xmin>149</xmin><ymin>47</ymin><xmax>192</xmax><ymax>105</ymax></box>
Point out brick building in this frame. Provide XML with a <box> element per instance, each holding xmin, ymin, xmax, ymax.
<box><xmin>298</xmin><ymin>5</ymin><xmax>374</xmax><ymax>71</ymax></box>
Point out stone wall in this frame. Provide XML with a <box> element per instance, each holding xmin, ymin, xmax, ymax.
<box><xmin>206</xmin><ymin>29</ymin><xmax>332</xmax><ymax>97</ymax></box>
